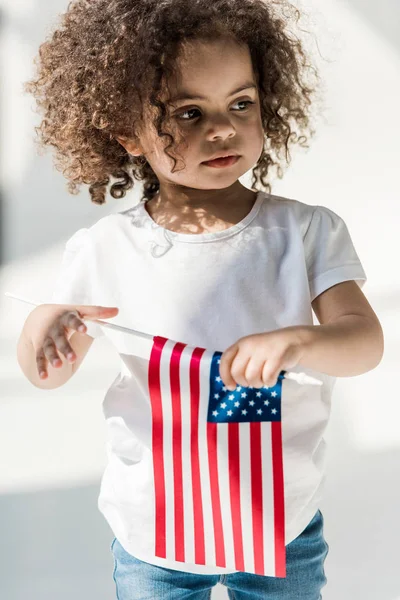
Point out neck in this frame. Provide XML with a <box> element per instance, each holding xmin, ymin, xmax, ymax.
<box><xmin>144</xmin><ymin>183</ymin><xmax>258</xmax><ymax>234</ymax></box>
<box><xmin>150</xmin><ymin>181</ymin><xmax>254</xmax><ymax>212</ymax></box>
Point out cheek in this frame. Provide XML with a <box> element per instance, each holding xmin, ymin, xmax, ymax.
<box><xmin>169</xmin><ymin>129</ymin><xmax>200</xmax><ymax>163</ymax></box>
<box><xmin>150</xmin><ymin>137</ymin><xmax>192</xmax><ymax>174</ymax></box>
<box><xmin>242</xmin><ymin>120</ymin><xmax>265</xmax><ymax>155</ymax></box>
<box><xmin>248</xmin><ymin>112</ymin><xmax>264</xmax><ymax>135</ymax></box>
<box><xmin>251</xmin><ymin>118</ymin><xmax>266</xmax><ymax>154</ymax></box>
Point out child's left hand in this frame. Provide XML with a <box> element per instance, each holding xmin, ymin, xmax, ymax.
<box><xmin>219</xmin><ymin>327</ymin><xmax>306</xmax><ymax>391</ymax></box>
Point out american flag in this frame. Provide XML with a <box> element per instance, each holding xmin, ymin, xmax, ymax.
<box><xmin>148</xmin><ymin>335</ymin><xmax>286</xmax><ymax>577</ymax></box>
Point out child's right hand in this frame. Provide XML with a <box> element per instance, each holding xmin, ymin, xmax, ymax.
<box><xmin>26</xmin><ymin>304</ymin><xmax>119</xmax><ymax>379</ymax></box>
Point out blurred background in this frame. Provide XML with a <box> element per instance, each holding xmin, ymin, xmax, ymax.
<box><xmin>0</xmin><ymin>0</ymin><xmax>399</xmax><ymax>598</ymax></box>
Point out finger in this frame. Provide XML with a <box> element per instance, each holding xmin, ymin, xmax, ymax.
<box><xmin>244</xmin><ymin>358</ymin><xmax>267</xmax><ymax>389</ymax></box>
<box><xmin>42</xmin><ymin>336</ymin><xmax>63</xmax><ymax>368</ymax></box>
<box><xmin>219</xmin><ymin>346</ymin><xmax>240</xmax><ymax>390</ymax></box>
<box><xmin>261</xmin><ymin>360</ymin><xmax>282</xmax><ymax>387</ymax></box>
<box><xmin>52</xmin><ymin>326</ymin><xmax>78</xmax><ymax>363</ymax></box>
<box><xmin>36</xmin><ymin>347</ymin><xmax>49</xmax><ymax>379</ymax></box>
<box><xmin>61</xmin><ymin>310</ymin><xmax>87</xmax><ymax>334</ymax></box>
<box><xmin>230</xmin><ymin>354</ymin><xmax>253</xmax><ymax>389</ymax></box>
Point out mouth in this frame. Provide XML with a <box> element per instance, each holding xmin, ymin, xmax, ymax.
<box><xmin>202</xmin><ymin>155</ymin><xmax>241</xmax><ymax>168</ymax></box>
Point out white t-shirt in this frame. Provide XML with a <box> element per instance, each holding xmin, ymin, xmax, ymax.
<box><xmin>51</xmin><ymin>190</ymin><xmax>367</xmax><ymax>575</ymax></box>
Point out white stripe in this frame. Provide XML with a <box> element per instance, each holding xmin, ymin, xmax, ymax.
<box><xmin>180</xmin><ymin>346</ymin><xmax>196</xmax><ymax>564</ymax></box>
<box><xmin>198</xmin><ymin>351</ymin><xmax>216</xmax><ymax>566</ymax></box>
<box><xmin>240</xmin><ymin>422</ymin><xmax>254</xmax><ymax>574</ymax></box>
<box><xmin>261</xmin><ymin>422</ymin><xmax>276</xmax><ymax>575</ymax></box>
<box><xmin>216</xmin><ymin>413</ymin><xmax>235</xmax><ymax>569</ymax></box>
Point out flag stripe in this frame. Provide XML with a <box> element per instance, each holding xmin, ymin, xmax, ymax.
<box><xmin>198</xmin><ymin>352</ymin><xmax>216</xmax><ymax>566</ymax></box>
<box><xmin>228</xmin><ymin>423</ymin><xmax>245</xmax><ymax>571</ymax></box>
<box><xmin>240</xmin><ymin>424</ymin><xmax>254</xmax><ymax>572</ymax></box>
<box><xmin>217</xmin><ymin>418</ymin><xmax>236</xmax><ymax>567</ymax></box>
<box><xmin>149</xmin><ymin>335</ymin><xmax>168</xmax><ymax>558</ymax></box>
<box><xmin>170</xmin><ymin>342</ymin><xmax>185</xmax><ymax>561</ymax></box>
<box><xmin>190</xmin><ymin>347</ymin><xmax>206</xmax><ymax>565</ymax></box>
<box><xmin>261</xmin><ymin>423</ymin><xmax>275</xmax><ymax>573</ymax></box>
<box><xmin>272</xmin><ymin>421</ymin><xmax>286</xmax><ymax>577</ymax></box>
<box><xmin>207</xmin><ymin>421</ymin><xmax>226</xmax><ymax>567</ymax></box>
<box><xmin>250</xmin><ymin>421</ymin><xmax>264</xmax><ymax>574</ymax></box>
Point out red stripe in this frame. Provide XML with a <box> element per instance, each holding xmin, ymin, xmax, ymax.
<box><xmin>272</xmin><ymin>421</ymin><xmax>286</xmax><ymax>577</ymax></box>
<box><xmin>250</xmin><ymin>422</ymin><xmax>265</xmax><ymax>574</ymax></box>
<box><xmin>149</xmin><ymin>336</ymin><xmax>168</xmax><ymax>558</ymax></box>
<box><xmin>207</xmin><ymin>421</ymin><xmax>226</xmax><ymax>567</ymax></box>
<box><xmin>228</xmin><ymin>422</ymin><xmax>245</xmax><ymax>571</ymax></box>
<box><xmin>190</xmin><ymin>348</ymin><xmax>206</xmax><ymax>565</ymax></box>
<box><xmin>170</xmin><ymin>342</ymin><xmax>186</xmax><ymax>562</ymax></box>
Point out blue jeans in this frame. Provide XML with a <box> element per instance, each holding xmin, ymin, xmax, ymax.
<box><xmin>110</xmin><ymin>509</ymin><xmax>329</xmax><ymax>599</ymax></box>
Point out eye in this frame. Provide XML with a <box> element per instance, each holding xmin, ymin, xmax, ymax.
<box><xmin>176</xmin><ymin>100</ymin><xmax>255</xmax><ymax>122</ymax></box>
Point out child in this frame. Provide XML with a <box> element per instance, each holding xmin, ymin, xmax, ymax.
<box><xmin>20</xmin><ymin>0</ymin><xmax>383</xmax><ymax>597</ymax></box>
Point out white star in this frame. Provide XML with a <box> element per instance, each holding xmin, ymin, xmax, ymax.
<box><xmin>234</xmin><ymin>401</ymin><xmax>240</xmax><ymax>407</ymax></box>
<box><xmin>264</xmin><ymin>400</ymin><xmax>270</xmax><ymax>406</ymax></box>
<box><xmin>263</xmin><ymin>385</ymin><xmax>270</xmax><ymax>390</ymax></box>
<box><xmin>212</xmin><ymin>410</ymin><xmax>219</xmax><ymax>417</ymax></box>
<box><xmin>217</xmin><ymin>359</ymin><xmax>221</xmax><ymax>364</ymax></box>
<box><xmin>271</xmin><ymin>391</ymin><xmax>277</xmax><ymax>397</ymax></box>
<box><xmin>257</xmin><ymin>408</ymin><xmax>263</xmax><ymax>415</ymax></box>
<box><xmin>214</xmin><ymin>393</ymin><xmax>220</xmax><ymax>399</ymax></box>
<box><xmin>237</xmin><ymin>386</ymin><xmax>242</xmax><ymax>391</ymax></box>
<box><xmin>271</xmin><ymin>408</ymin><xmax>277</xmax><ymax>415</ymax></box>
<box><xmin>249</xmin><ymin>400</ymin><xmax>255</xmax><ymax>406</ymax></box>
<box><xmin>215</xmin><ymin>376</ymin><xmax>222</xmax><ymax>383</ymax></box>
<box><xmin>241</xmin><ymin>392</ymin><xmax>247</xmax><ymax>398</ymax></box>
<box><xmin>220</xmin><ymin>402</ymin><xmax>227</xmax><ymax>409</ymax></box>
<box><xmin>241</xmin><ymin>409</ymin><xmax>248</xmax><ymax>415</ymax></box>
<box><xmin>228</xmin><ymin>394</ymin><xmax>235</xmax><ymax>401</ymax></box>
<box><xmin>256</xmin><ymin>391</ymin><xmax>262</xmax><ymax>397</ymax></box>
<box><xmin>227</xmin><ymin>410</ymin><xmax>233</xmax><ymax>416</ymax></box>
<box><xmin>222</xmin><ymin>386</ymin><xmax>227</xmax><ymax>392</ymax></box>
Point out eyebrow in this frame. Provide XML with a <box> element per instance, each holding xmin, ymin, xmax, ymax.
<box><xmin>169</xmin><ymin>82</ymin><xmax>257</xmax><ymax>103</ymax></box>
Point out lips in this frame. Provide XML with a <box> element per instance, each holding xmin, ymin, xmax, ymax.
<box><xmin>202</xmin><ymin>155</ymin><xmax>240</xmax><ymax>168</ymax></box>
<box><xmin>202</xmin><ymin>152</ymin><xmax>239</xmax><ymax>163</ymax></box>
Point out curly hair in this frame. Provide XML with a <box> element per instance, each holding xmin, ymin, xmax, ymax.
<box><xmin>24</xmin><ymin>0</ymin><xmax>322</xmax><ymax>205</ymax></box>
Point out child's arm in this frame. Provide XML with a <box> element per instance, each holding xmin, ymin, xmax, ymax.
<box><xmin>298</xmin><ymin>314</ymin><xmax>383</xmax><ymax>377</ymax></box>
<box><xmin>298</xmin><ymin>279</ymin><xmax>384</xmax><ymax>377</ymax></box>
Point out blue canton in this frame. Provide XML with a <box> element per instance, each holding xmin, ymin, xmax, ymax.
<box><xmin>207</xmin><ymin>351</ymin><xmax>284</xmax><ymax>423</ymax></box>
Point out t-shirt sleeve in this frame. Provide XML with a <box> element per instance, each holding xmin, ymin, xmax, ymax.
<box><xmin>303</xmin><ymin>205</ymin><xmax>368</xmax><ymax>302</ymax></box>
<box><xmin>50</xmin><ymin>228</ymin><xmax>104</xmax><ymax>339</ymax></box>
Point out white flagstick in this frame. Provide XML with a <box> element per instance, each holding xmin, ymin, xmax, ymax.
<box><xmin>4</xmin><ymin>291</ymin><xmax>323</xmax><ymax>386</ymax></box>
<box><xmin>4</xmin><ymin>291</ymin><xmax>153</xmax><ymax>341</ymax></box>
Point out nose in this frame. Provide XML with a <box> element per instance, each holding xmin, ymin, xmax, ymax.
<box><xmin>206</xmin><ymin>115</ymin><xmax>236</xmax><ymax>141</ymax></box>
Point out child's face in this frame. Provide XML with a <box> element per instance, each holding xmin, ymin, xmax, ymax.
<box><xmin>119</xmin><ymin>38</ymin><xmax>264</xmax><ymax>192</ymax></box>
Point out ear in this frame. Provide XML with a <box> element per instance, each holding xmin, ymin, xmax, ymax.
<box><xmin>116</xmin><ymin>135</ymin><xmax>143</xmax><ymax>156</ymax></box>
